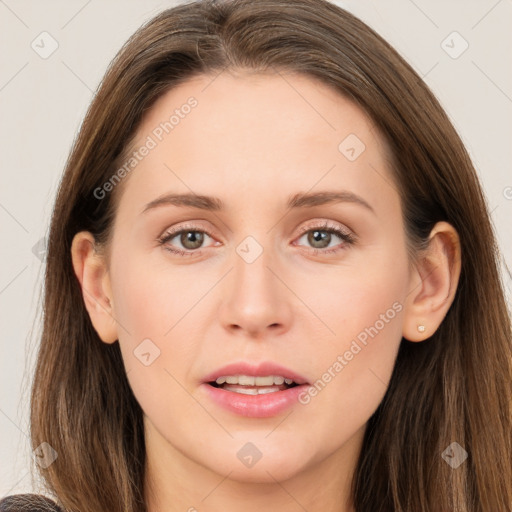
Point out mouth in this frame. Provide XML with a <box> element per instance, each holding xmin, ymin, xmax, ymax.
<box><xmin>203</xmin><ymin>378</ymin><xmax>309</xmax><ymax>418</ymax></box>
<box><xmin>201</xmin><ymin>362</ymin><xmax>310</xmax><ymax>417</ymax></box>
<box><xmin>207</xmin><ymin>375</ymin><xmax>301</xmax><ymax>395</ymax></box>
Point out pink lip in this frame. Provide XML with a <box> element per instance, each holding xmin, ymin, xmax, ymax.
<box><xmin>202</xmin><ymin>361</ymin><xmax>309</xmax><ymax>385</ymax></box>
<box><xmin>201</xmin><ymin>361</ymin><xmax>310</xmax><ymax>418</ymax></box>
<box><xmin>202</xmin><ymin>382</ymin><xmax>309</xmax><ymax>417</ymax></box>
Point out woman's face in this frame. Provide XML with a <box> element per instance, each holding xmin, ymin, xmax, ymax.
<box><xmin>101</xmin><ymin>71</ymin><xmax>412</xmax><ymax>482</ymax></box>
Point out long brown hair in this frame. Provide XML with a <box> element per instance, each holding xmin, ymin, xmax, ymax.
<box><xmin>29</xmin><ymin>0</ymin><xmax>512</xmax><ymax>510</ymax></box>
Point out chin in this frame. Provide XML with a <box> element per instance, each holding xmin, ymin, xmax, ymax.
<box><xmin>201</xmin><ymin>440</ymin><xmax>315</xmax><ymax>483</ymax></box>
<box><xmin>225</xmin><ymin>461</ymin><xmax>306</xmax><ymax>484</ymax></box>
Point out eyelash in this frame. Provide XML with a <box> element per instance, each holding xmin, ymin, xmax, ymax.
<box><xmin>157</xmin><ymin>221</ymin><xmax>356</xmax><ymax>258</ymax></box>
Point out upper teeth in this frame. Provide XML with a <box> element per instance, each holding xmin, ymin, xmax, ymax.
<box><xmin>215</xmin><ymin>375</ymin><xmax>294</xmax><ymax>386</ymax></box>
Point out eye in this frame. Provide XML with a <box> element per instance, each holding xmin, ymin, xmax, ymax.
<box><xmin>157</xmin><ymin>221</ymin><xmax>356</xmax><ymax>258</ymax></box>
<box><xmin>157</xmin><ymin>224</ymin><xmax>216</xmax><ymax>256</ymax></box>
<box><xmin>294</xmin><ymin>221</ymin><xmax>355</xmax><ymax>255</ymax></box>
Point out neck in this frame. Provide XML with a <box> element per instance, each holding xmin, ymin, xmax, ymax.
<box><xmin>144</xmin><ymin>419</ymin><xmax>363</xmax><ymax>512</ymax></box>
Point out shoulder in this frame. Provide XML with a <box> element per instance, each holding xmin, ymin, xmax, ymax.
<box><xmin>0</xmin><ymin>494</ymin><xmax>63</xmax><ymax>511</ymax></box>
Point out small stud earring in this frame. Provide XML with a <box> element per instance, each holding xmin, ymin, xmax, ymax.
<box><xmin>417</xmin><ymin>325</ymin><xmax>426</xmax><ymax>333</ymax></box>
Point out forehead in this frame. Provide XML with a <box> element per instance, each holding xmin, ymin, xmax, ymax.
<box><xmin>114</xmin><ymin>70</ymin><xmax>396</xmax><ymax>218</ymax></box>
<box><xmin>135</xmin><ymin>70</ymin><xmax>379</xmax><ymax>149</ymax></box>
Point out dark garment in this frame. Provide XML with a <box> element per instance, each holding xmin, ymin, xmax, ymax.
<box><xmin>0</xmin><ymin>494</ymin><xmax>63</xmax><ymax>512</ymax></box>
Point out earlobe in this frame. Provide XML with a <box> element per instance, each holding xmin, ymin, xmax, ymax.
<box><xmin>402</xmin><ymin>221</ymin><xmax>461</xmax><ymax>342</ymax></box>
<box><xmin>70</xmin><ymin>231</ymin><xmax>118</xmax><ymax>344</ymax></box>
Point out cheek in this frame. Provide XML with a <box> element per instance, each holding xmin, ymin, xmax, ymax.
<box><xmin>109</xmin><ymin>247</ymin><xmax>206</xmax><ymax>339</ymax></box>
<box><xmin>292</xmin><ymin>250</ymin><xmax>407</xmax><ymax>420</ymax></box>
<box><xmin>107</xmin><ymin>250</ymin><xmax>194</xmax><ymax>389</ymax></box>
<box><xmin>108</xmin><ymin>245</ymin><xmax>226</xmax><ymax>395</ymax></box>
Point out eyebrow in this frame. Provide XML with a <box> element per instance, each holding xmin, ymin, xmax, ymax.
<box><xmin>141</xmin><ymin>190</ymin><xmax>375</xmax><ymax>215</ymax></box>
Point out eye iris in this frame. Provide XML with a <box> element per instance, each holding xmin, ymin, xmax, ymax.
<box><xmin>308</xmin><ymin>230</ymin><xmax>331</xmax><ymax>249</ymax></box>
<box><xmin>181</xmin><ymin>231</ymin><xmax>204</xmax><ymax>250</ymax></box>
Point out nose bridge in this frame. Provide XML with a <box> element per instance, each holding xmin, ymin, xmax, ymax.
<box><xmin>218</xmin><ymin>232</ymin><xmax>292</xmax><ymax>335</ymax></box>
<box><xmin>235</xmin><ymin>237</ymin><xmax>272</xmax><ymax>291</ymax></box>
<box><xmin>233</xmin><ymin>233</ymin><xmax>279</xmax><ymax>306</ymax></box>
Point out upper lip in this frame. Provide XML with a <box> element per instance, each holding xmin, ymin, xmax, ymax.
<box><xmin>203</xmin><ymin>361</ymin><xmax>310</xmax><ymax>385</ymax></box>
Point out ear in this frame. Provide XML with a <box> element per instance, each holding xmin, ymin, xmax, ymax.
<box><xmin>402</xmin><ymin>221</ymin><xmax>461</xmax><ymax>342</ymax></box>
<box><xmin>70</xmin><ymin>231</ymin><xmax>118</xmax><ymax>344</ymax></box>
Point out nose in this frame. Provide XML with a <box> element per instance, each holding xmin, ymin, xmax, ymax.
<box><xmin>218</xmin><ymin>241</ymin><xmax>293</xmax><ymax>338</ymax></box>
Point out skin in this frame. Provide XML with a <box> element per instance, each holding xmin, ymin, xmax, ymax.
<box><xmin>71</xmin><ymin>70</ymin><xmax>461</xmax><ymax>512</ymax></box>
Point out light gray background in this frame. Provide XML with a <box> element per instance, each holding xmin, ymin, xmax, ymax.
<box><xmin>1</xmin><ymin>0</ymin><xmax>511</xmax><ymax>496</ymax></box>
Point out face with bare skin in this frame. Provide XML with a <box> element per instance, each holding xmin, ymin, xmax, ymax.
<box><xmin>71</xmin><ymin>70</ymin><xmax>460</xmax><ymax>512</ymax></box>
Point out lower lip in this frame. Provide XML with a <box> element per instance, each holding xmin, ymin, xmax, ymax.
<box><xmin>202</xmin><ymin>383</ymin><xmax>309</xmax><ymax>418</ymax></box>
